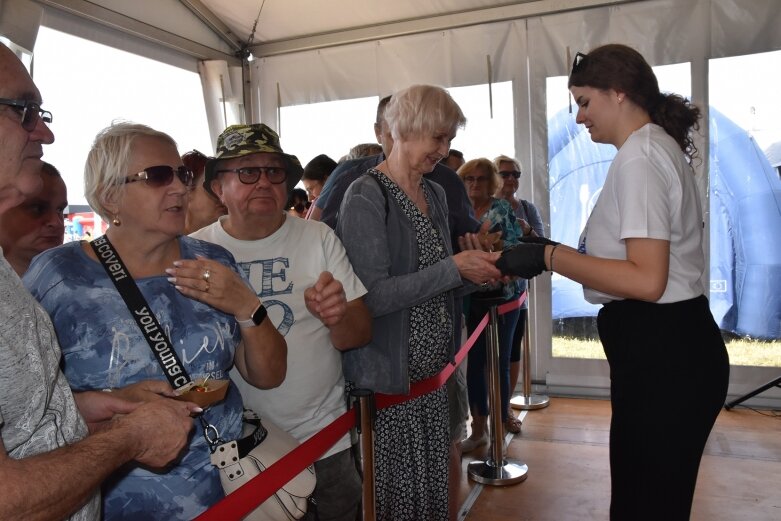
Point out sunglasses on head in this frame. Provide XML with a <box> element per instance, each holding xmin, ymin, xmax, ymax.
<box><xmin>571</xmin><ymin>52</ymin><xmax>588</xmax><ymax>75</ymax></box>
<box><xmin>292</xmin><ymin>201</ymin><xmax>312</xmax><ymax>214</ymax></box>
<box><xmin>0</xmin><ymin>98</ymin><xmax>53</xmax><ymax>132</ymax></box>
<box><xmin>500</xmin><ymin>170</ymin><xmax>521</xmax><ymax>179</ymax></box>
<box><xmin>125</xmin><ymin>165</ymin><xmax>195</xmax><ymax>190</ymax></box>
<box><xmin>216</xmin><ymin>166</ymin><xmax>288</xmax><ymax>185</ymax></box>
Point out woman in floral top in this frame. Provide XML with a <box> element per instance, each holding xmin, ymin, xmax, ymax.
<box><xmin>458</xmin><ymin>158</ymin><xmax>523</xmax><ymax>451</ymax></box>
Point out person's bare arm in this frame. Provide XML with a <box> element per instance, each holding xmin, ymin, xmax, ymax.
<box><xmin>547</xmin><ymin>238</ymin><xmax>670</xmax><ymax>301</ymax></box>
<box><xmin>304</xmin><ymin>271</ymin><xmax>372</xmax><ymax>350</ymax></box>
<box><xmin>0</xmin><ymin>398</ymin><xmax>197</xmax><ymax>521</ymax></box>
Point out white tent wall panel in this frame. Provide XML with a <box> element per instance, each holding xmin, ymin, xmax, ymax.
<box><xmin>39</xmin><ymin>5</ymin><xmax>201</xmax><ymax>72</ymax></box>
<box><xmin>36</xmin><ymin>0</ymin><xmax>238</xmax><ymax>62</ymax></box>
<box><xmin>0</xmin><ymin>0</ymin><xmax>43</xmax><ymax>52</ymax></box>
<box><xmin>710</xmin><ymin>0</ymin><xmax>781</xmax><ymax>59</ymax></box>
<box><xmin>253</xmin><ymin>19</ymin><xmax>526</xmax><ymax>130</ymax></box>
<box><xmin>254</xmin><ymin>40</ymin><xmax>380</xmax><ymax>127</ymax></box>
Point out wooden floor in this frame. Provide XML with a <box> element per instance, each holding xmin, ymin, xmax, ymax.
<box><xmin>456</xmin><ymin>397</ymin><xmax>781</xmax><ymax>521</ymax></box>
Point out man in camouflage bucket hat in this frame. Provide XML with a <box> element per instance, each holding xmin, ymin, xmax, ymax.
<box><xmin>191</xmin><ymin>123</ymin><xmax>371</xmax><ymax>521</ymax></box>
<box><xmin>203</xmin><ymin>123</ymin><xmax>303</xmax><ymax>198</ymax></box>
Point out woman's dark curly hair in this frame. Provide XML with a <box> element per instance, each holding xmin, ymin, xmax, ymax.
<box><xmin>569</xmin><ymin>44</ymin><xmax>701</xmax><ymax>161</ymax></box>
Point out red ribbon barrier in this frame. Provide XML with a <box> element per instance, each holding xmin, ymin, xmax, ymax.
<box><xmin>195</xmin><ymin>291</ymin><xmax>526</xmax><ymax>520</ymax></box>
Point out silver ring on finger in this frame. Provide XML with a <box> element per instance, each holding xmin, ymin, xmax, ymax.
<box><xmin>202</xmin><ymin>269</ymin><xmax>211</xmax><ymax>282</ymax></box>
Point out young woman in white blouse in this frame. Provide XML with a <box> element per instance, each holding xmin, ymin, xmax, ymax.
<box><xmin>498</xmin><ymin>44</ymin><xmax>729</xmax><ymax>520</ymax></box>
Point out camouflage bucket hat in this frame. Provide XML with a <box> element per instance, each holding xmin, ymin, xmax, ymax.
<box><xmin>204</xmin><ymin>123</ymin><xmax>304</xmax><ymax>198</ymax></box>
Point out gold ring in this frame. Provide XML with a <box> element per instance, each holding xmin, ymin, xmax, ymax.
<box><xmin>202</xmin><ymin>269</ymin><xmax>211</xmax><ymax>282</ymax></box>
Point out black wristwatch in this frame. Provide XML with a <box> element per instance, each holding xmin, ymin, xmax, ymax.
<box><xmin>236</xmin><ymin>299</ymin><xmax>267</xmax><ymax>328</ymax></box>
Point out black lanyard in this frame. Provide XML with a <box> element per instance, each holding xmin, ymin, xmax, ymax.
<box><xmin>90</xmin><ymin>235</ymin><xmax>191</xmax><ymax>391</ymax></box>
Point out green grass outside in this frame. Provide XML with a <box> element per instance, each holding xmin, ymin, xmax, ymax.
<box><xmin>552</xmin><ymin>336</ymin><xmax>781</xmax><ymax>367</ymax></box>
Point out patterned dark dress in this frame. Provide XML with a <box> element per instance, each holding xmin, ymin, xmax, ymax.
<box><xmin>372</xmin><ymin>170</ymin><xmax>452</xmax><ymax>521</ymax></box>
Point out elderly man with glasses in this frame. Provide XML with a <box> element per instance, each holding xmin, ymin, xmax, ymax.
<box><xmin>192</xmin><ymin>123</ymin><xmax>372</xmax><ymax>521</ymax></box>
<box><xmin>0</xmin><ymin>43</ymin><xmax>198</xmax><ymax>521</ymax></box>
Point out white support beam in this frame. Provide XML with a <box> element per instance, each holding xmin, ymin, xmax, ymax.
<box><xmin>250</xmin><ymin>0</ymin><xmax>646</xmax><ymax>58</ymax></box>
<box><xmin>36</xmin><ymin>0</ymin><xmax>241</xmax><ymax>64</ymax></box>
<box><xmin>177</xmin><ymin>0</ymin><xmax>244</xmax><ymax>54</ymax></box>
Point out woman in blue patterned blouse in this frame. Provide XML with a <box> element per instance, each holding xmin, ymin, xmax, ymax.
<box><xmin>24</xmin><ymin>122</ymin><xmax>287</xmax><ymax>520</ymax></box>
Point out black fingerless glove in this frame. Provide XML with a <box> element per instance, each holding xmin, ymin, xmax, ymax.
<box><xmin>496</xmin><ymin>243</ymin><xmax>547</xmax><ymax>279</ymax></box>
<box><xmin>519</xmin><ymin>236</ymin><xmax>559</xmax><ymax>247</ymax></box>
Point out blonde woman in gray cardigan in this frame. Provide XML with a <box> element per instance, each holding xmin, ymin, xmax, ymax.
<box><xmin>337</xmin><ymin>85</ymin><xmax>501</xmax><ymax>521</ymax></box>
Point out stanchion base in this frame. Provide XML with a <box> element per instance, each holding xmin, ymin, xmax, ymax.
<box><xmin>467</xmin><ymin>458</ymin><xmax>528</xmax><ymax>486</ymax></box>
<box><xmin>511</xmin><ymin>394</ymin><xmax>550</xmax><ymax>410</ymax></box>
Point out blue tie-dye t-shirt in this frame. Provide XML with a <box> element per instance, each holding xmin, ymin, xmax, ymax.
<box><xmin>24</xmin><ymin>236</ymin><xmax>245</xmax><ymax>521</ymax></box>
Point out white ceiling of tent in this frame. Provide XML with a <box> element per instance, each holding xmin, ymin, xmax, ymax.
<box><xmin>34</xmin><ymin>0</ymin><xmax>636</xmax><ymax>61</ymax></box>
<box><xmin>199</xmin><ymin>0</ymin><xmax>533</xmax><ymax>46</ymax></box>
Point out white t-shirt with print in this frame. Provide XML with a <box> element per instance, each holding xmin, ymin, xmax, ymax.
<box><xmin>191</xmin><ymin>215</ymin><xmax>367</xmax><ymax>457</ymax></box>
<box><xmin>579</xmin><ymin>123</ymin><xmax>706</xmax><ymax>304</ymax></box>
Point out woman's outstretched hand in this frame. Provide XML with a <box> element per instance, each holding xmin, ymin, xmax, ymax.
<box><xmin>453</xmin><ymin>249</ymin><xmax>503</xmax><ymax>284</ymax></box>
<box><xmin>458</xmin><ymin>220</ymin><xmax>502</xmax><ymax>252</ymax></box>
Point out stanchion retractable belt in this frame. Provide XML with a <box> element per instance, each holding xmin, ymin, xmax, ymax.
<box><xmin>196</xmin><ymin>291</ymin><xmax>526</xmax><ymax>520</ymax></box>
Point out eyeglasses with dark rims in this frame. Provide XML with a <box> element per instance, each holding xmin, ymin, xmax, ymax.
<box><xmin>125</xmin><ymin>165</ymin><xmax>195</xmax><ymax>190</ymax></box>
<box><xmin>499</xmin><ymin>170</ymin><xmax>521</xmax><ymax>179</ymax></box>
<box><xmin>216</xmin><ymin>166</ymin><xmax>288</xmax><ymax>185</ymax></box>
<box><xmin>0</xmin><ymin>98</ymin><xmax>53</xmax><ymax>132</ymax></box>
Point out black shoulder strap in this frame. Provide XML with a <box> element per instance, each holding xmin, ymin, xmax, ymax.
<box><xmin>90</xmin><ymin>235</ymin><xmax>192</xmax><ymax>391</ymax></box>
<box><xmin>368</xmin><ymin>170</ymin><xmax>390</xmax><ymax>225</ymax></box>
<box><xmin>520</xmin><ymin>198</ymin><xmax>530</xmax><ymax>219</ymax></box>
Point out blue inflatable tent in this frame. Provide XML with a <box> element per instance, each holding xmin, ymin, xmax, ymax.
<box><xmin>548</xmin><ymin>107</ymin><xmax>781</xmax><ymax>339</ymax></box>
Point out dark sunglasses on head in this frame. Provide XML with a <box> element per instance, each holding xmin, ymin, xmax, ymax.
<box><xmin>571</xmin><ymin>52</ymin><xmax>588</xmax><ymax>74</ymax></box>
<box><xmin>500</xmin><ymin>171</ymin><xmax>521</xmax><ymax>179</ymax></box>
<box><xmin>216</xmin><ymin>166</ymin><xmax>288</xmax><ymax>185</ymax></box>
<box><xmin>125</xmin><ymin>165</ymin><xmax>195</xmax><ymax>190</ymax></box>
<box><xmin>292</xmin><ymin>201</ymin><xmax>312</xmax><ymax>214</ymax></box>
<box><xmin>0</xmin><ymin>98</ymin><xmax>53</xmax><ymax>132</ymax></box>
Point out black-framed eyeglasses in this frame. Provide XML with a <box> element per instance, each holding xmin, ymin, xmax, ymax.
<box><xmin>499</xmin><ymin>171</ymin><xmax>521</xmax><ymax>179</ymax></box>
<box><xmin>0</xmin><ymin>98</ymin><xmax>53</xmax><ymax>132</ymax></box>
<box><xmin>125</xmin><ymin>165</ymin><xmax>195</xmax><ymax>190</ymax></box>
<box><xmin>571</xmin><ymin>52</ymin><xmax>588</xmax><ymax>74</ymax></box>
<box><xmin>217</xmin><ymin>166</ymin><xmax>288</xmax><ymax>185</ymax></box>
<box><xmin>463</xmin><ymin>176</ymin><xmax>489</xmax><ymax>184</ymax></box>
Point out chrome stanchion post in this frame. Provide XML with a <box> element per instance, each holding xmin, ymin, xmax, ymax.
<box><xmin>468</xmin><ymin>305</ymin><xmax>528</xmax><ymax>485</ymax></box>
<box><xmin>351</xmin><ymin>389</ymin><xmax>376</xmax><ymax>521</ymax></box>
<box><xmin>511</xmin><ymin>283</ymin><xmax>550</xmax><ymax>410</ymax></box>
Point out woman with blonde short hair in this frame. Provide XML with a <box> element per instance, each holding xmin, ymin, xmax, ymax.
<box><xmin>25</xmin><ymin>122</ymin><xmax>287</xmax><ymax>520</ymax></box>
<box><xmin>337</xmin><ymin>85</ymin><xmax>502</xmax><ymax>520</ymax></box>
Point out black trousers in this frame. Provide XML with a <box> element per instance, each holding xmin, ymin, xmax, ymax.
<box><xmin>598</xmin><ymin>295</ymin><xmax>729</xmax><ymax>521</ymax></box>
